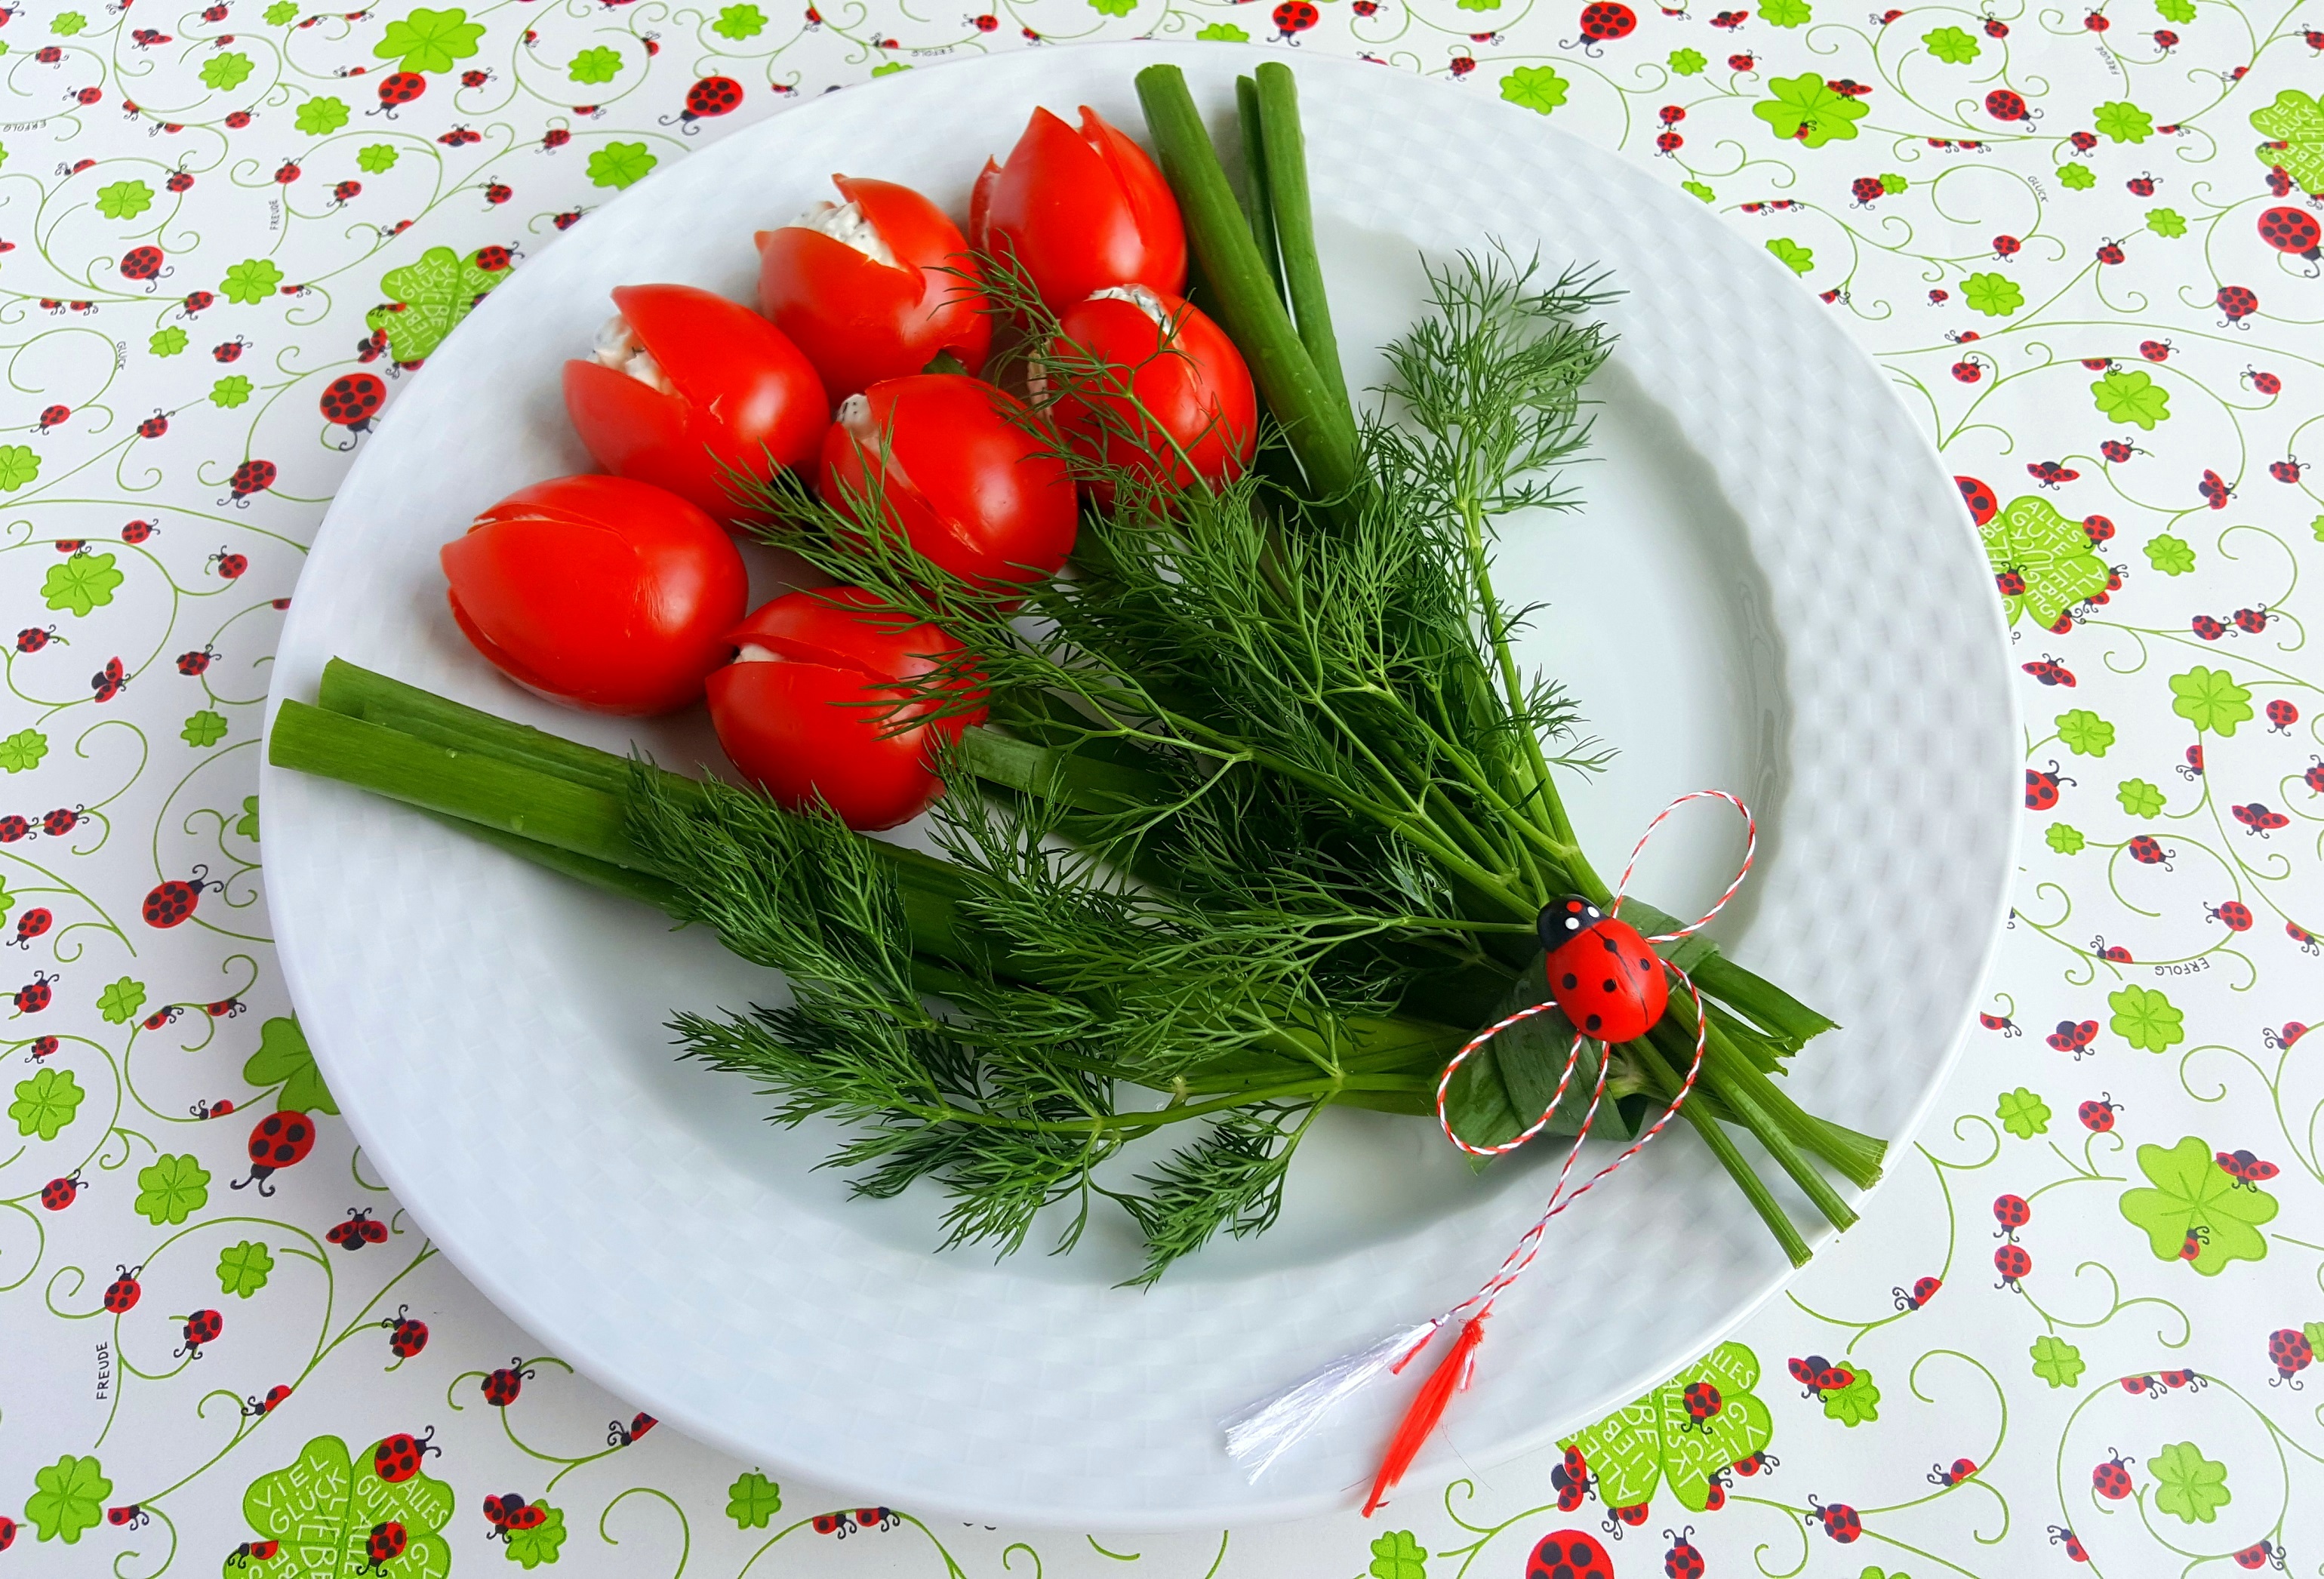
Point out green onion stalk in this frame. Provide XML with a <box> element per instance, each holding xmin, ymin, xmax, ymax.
<box><xmin>269</xmin><ymin>65</ymin><xmax>1879</xmax><ymax>1283</ymax></box>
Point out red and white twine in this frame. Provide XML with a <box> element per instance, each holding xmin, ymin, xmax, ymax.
<box><xmin>1221</xmin><ymin>791</ymin><xmax>1759</xmax><ymax>1507</ymax></box>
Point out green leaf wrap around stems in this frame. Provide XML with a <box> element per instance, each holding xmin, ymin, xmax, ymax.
<box><xmin>1135</xmin><ymin>64</ymin><xmax>1360</xmax><ymax>500</ymax></box>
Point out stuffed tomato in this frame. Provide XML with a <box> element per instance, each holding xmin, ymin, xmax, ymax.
<box><xmin>818</xmin><ymin>374</ymin><xmax>1077</xmax><ymax>592</ymax></box>
<box><xmin>441</xmin><ymin>474</ymin><xmax>748</xmax><ymax>716</ymax></box>
<box><xmin>971</xmin><ymin>106</ymin><xmax>1187</xmax><ymax>310</ymax></box>
<box><xmin>563</xmin><ymin>282</ymin><xmax>828</xmax><ymax>524</ymax></box>
<box><xmin>707</xmin><ymin>587</ymin><xmax>985</xmax><ymax>830</ymax></box>
<box><xmin>1049</xmin><ymin>285</ymin><xmax>1257</xmax><ymax>495</ymax></box>
<box><xmin>756</xmin><ymin>176</ymin><xmax>993</xmax><ymax>401</ymax></box>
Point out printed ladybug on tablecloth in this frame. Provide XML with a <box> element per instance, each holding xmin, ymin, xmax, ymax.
<box><xmin>482</xmin><ymin>1357</ymin><xmax>537</xmax><ymax>1407</ymax></box>
<box><xmin>328</xmin><ymin>1206</ymin><xmax>388</xmax><ymax>1248</ymax></box>
<box><xmin>360</xmin><ymin>1520</ymin><xmax>406</xmax><ymax>1574</ymax></box>
<box><xmin>382</xmin><ymin>1304</ymin><xmax>429</xmax><ymax>1359</ymax></box>
<box><xmin>175</xmin><ymin>1307</ymin><xmax>223</xmax><ymax>1358</ymax></box>
<box><xmin>143</xmin><ymin>866</ymin><xmax>223</xmax><ymax>928</ymax></box>
<box><xmin>319</xmin><ymin>373</ymin><xmax>386</xmax><ymax>447</ymax></box>
<box><xmin>103</xmin><ymin>1264</ymin><xmax>142</xmax><ymax>1313</ymax></box>
<box><xmin>231</xmin><ymin>1110</ymin><xmax>315</xmax><ymax>1194</ymax></box>
<box><xmin>1525</xmin><ymin>1530</ymin><xmax>1614</xmax><ymax>1579</ymax></box>
<box><xmin>484</xmin><ymin>1492</ymin><xmax>548</xmax><ymax>1540</ymax></box>
<box><xmin>372</xmin><ymin>1426</ymin><xmax>439</xmax><ymax>1482</ymax></box>
<box><xmin>663</xmin><ymin>75</ymin><xmax>742</xmax><ymax>133</ymax></box>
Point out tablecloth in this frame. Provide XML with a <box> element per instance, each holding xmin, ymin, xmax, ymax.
<box><xmin>0</xmin><ymin>0</ymin><xmax>2318</xmax><ymax>1571</ymax></box>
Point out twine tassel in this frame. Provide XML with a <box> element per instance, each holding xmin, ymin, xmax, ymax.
<box><xmin>1221</xmin><ymin>1320</ymin><xmax>1439</xmax><ymax>1483</ymax></box>
<box><xmin>1362</xmin><ymin>1313</ymin><xmax>1488</xmax><ymax>1516</ymax></box>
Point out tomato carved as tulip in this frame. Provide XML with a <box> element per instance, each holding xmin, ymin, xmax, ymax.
<box><xmin>441</xmin><ymin>474</ymin><xmax>748</xmax><ymax>716</ymax></box>
<box><xmin>707</xmin><ymin>587</ymin><xmax>986</xmax><ymax>830</ymax></box>
<box><xmin>971</xmin><ymin>105</ymin><xmax>1187</xmax><ymax>310</ymax></box>
<box><xmin>1050</xmin><ymin>285</ymin><xmax>1257</xmax><ymax>497</ymax></box>
<box><xmin>756</xmin><ymin>176</ymin><xmax>994</xmax><ymax>401</ymax></box>
<box><xmin>562</xmin><ymin>282</ymin><xmax>828</xmax><ymax>524</ymax></box>
<box><xmin>819</xmin><ymin>374</ymin><xmax>1077</xmax><ymax>593</ymax></box>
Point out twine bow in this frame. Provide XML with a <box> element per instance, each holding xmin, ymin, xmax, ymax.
<box><xmin>1220</xmin><ymin>791</ymin><xmax>1759</xmax><ymax>1511</ymax></box>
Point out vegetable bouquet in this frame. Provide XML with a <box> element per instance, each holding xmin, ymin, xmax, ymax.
<box><xmin>270</xmin><ymin>62</ymin><xmax>1879</xmax><ymax>1287</ymax></box>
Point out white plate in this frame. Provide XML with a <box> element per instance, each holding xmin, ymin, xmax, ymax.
<box><xmin>262</xmin><ymin>42</ymin><xmax>2017</xmax><ymax>1529</ymax></box>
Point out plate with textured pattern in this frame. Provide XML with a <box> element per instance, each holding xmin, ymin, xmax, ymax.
<box><xmin>262</xmin><ymin>41</ymin><xmax>2016</xmax><ymax>1528</ymax></box>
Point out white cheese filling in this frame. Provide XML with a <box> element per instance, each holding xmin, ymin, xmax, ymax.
<box><xmin>792</xmin><ymin>199</ymin><xmax>898</xmax><ymax>269</ymax></box>
<box><xmin>1086</xmin><ymin>283</ymin><xmax>1169</xmax><ymax>325</ymax></box>
<box><xmin>591</xmin><ymin>313</ymin><xmax>674</xmax><ymax>395</ymax></box>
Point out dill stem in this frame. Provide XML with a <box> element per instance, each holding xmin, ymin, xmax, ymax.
<box><xmin>1459</xmin><ymin>494</ymin><xmax>1572</xmax><ymax>850</ymax></box>
<box><xmin>1633</xmin><ymin>1036</ymin><xmax>1811</xmax><ymax>1267</ymax></box>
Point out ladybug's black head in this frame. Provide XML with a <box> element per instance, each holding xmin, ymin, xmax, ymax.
<box><xmin>1536</xmin><ymin>895</ymin><xmax>1604</xmax><ymax>951</ymax></box>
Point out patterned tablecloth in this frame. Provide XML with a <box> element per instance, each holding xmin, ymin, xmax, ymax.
<box><xmin>0</xmin><ymin>0</ymin><xmax>2318</xmax><ymax>1569</ymax></box>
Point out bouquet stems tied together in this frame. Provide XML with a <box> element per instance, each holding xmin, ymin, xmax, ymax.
<box><xmin>269</xmin><ymin>63</ymin><xmax>1880</xmax><ymax>1284</ymax></box>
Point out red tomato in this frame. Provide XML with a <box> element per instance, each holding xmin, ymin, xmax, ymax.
<box><xmin>819</xmin><ymin>374</ymin><xmax>1077</xmax><ymax>591</ymax></box>
<box><xmin>971</xmin><ymin>106</ymin><xmax>1187</xmax><ymax>310</ymax></box>
<box><xmin>442</xmin><ymin>474</ymin><xmax>747</xmax><ymax>716</ymax></box>
<box><xmin>562</xmin><ymin>282</ymin><xmax>828</xmax><ymax>524</ymax></box>
<box><xmin>1051</xmin><ymin>287</ymin><xmax>1257</xmax><ymax>495</ymax></box>
<box><xmin>755</xmin><ymin>176</ymin><xmax>994</xmax><ymax>401</ymax></box>
<box><xmin>707</xmin><ymin>587</ymin><xmax>986</xmax><ymax>830</ymax></box>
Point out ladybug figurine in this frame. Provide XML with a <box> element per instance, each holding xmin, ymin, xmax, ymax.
<box><xmin>1537</xmin><ymin>896</ymin><xmax>1667</xmax><ymax>1042</ymax></box>
<box><xmin>232</xmin><ymin>1110</ymin><xmax>316</xmax><ymax>1194</ymax></box>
